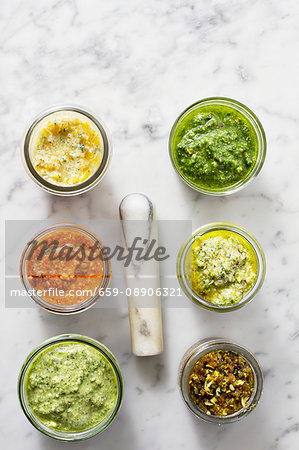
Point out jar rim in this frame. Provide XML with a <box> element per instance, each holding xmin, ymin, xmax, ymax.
<box><xmin>18</xmin><ymin>334</ymin><xmax>124</xmax><ymax>441</ymax></box>
<box><xmin>19</xmin><ymin>222</ymin><xmax>112</xmax><ymax>314</ymax></box>
<box><xmin>178</xmin><ymin>337</ymin><xmax>263</xmax><ymax>424</ymax></box>
<box><xmin>169</xmin><ymin>97</ymin><xmax>267</xmax><ymax>196</ymax></box>
<box><xmin>176</xmin><ymin>222</ymin><xmax>266</xmax><ymax>312</ymax></box>
<box><xmin>21</xmin><ymin>104</ymin><xmax>112</xmax><ymax>196</ymax></box>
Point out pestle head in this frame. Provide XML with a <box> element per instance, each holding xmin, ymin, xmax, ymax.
<box><xmin>119</xmin><ymin>193</ymin><xmax>153</xmax><ymax>221</ymax></box>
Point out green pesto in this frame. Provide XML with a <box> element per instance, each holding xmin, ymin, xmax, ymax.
<box><xmin>25</xmin><ymin>342</ymin><xmax>117</xmax><ymax>432</ymax></box>
<box><xmin>173</xmin><ymin>104</ymin><xmax>258</xmax><ymax>189</ymax></box>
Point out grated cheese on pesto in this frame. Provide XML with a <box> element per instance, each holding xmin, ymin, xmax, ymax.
<box><xmin>192</xmin><ymin>233</ymin><xmax>257</xmax><ymax>305</ymax></box>
<box><xmin>31</xmin><ymin>117</ymin><xmax>103</xmax><ymax>186</ymax></box>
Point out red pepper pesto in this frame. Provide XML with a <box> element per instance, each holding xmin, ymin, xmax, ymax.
<box><xmin>26</xmin><ymin>229</ymin><xmax>106</xmax><ymax>306</ymax></box>
<box><xmin>188</xmin><ymin>350</ymin><xmax>254</xmax><ymax>416</ymax></box>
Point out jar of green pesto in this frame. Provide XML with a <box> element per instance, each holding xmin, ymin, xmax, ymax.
<box><xmin>177</xmin><ymin>222</ymin><xmax>266</xmax><ymax>312</ymax></box>
<box><xmin>18</xmin><ymin>334</ymin><xmax>124</xmax><ymax>441</ymax></box>
<box><xmin>169</xmin><ymin>97</ymin><xmax>266</xmax><ymax>195</ymax></box>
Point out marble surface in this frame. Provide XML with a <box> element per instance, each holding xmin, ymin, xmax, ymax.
<box><xmin>1</xmin><ymin>0</ymin><xmax>299</xmax><ymax>449</ymax></box>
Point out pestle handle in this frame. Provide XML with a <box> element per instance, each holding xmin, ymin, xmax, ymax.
<box><xmin>119</xmin><ymin>193</ymin><xmax>163</xmax><ymax>356</ymax></box>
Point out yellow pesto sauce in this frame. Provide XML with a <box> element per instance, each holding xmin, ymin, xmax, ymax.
<box><xmin>31</xmin><ymin>117</ymin><xmax>103</xmax><ymax>186</ymax></box>
<box><xmin>192</xmin><ymin>230</ymin><xmax>257</xmax><ymax>306</ymax></box>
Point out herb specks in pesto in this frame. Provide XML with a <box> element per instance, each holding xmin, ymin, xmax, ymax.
<box><xmin>174</xmin><ymin>105</ymin><xmax>258</xmax><ymax>189</ymax></box>
<box><xmin>192</xmin><ymin>230</ymin><xmax>257</xmax><ymax>305</ymax></box>
<box><xmin>25</xmin><ymin>342</ymin><xmax>117</xmax><ymax>432</ymax></box>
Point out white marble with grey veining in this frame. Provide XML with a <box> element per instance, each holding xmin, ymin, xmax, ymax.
<box><xmin>1</xmin><ymin>0</ymin><xmax>299</xmax><ymax>449</ymax></box>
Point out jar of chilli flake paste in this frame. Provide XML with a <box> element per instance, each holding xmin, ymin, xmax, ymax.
<box><xmin>22</xmin><ymin>105</ymin><xmax>112</xmax><ymax>196</ymax></box>
<box><xmin>179</xmin><ymin>338</ymin><xmax>263</xmax><ymax>424</ymax></box>
<box><xmin>20</xmin><ymin>223</ymin><xmax>111</xmax><ymax>314</ymax></box>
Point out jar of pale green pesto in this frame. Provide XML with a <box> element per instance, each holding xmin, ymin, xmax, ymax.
<box><xmin>177</xmin><ymin>223</ymin><xmax>266</xmax><ymax>312</ymax></box>
<box><xmin>18</xmin><ymin>334</ymin><xmax>124</xmax><ymax>441</ymax></box>
<box><xmin>169</xmin><ymin>97</ymin><xmax>266</xmax><ymax>195</ymax></box>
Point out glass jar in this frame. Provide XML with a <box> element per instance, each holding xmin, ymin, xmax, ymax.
<box><xmin>176</xmin><ymin>222</ymin><xmax>266</xmax><ymax>312</ymax></box>
<box><xmin>179</xmin><ymin>338</ymin><xmax>263</xmax><ymax>424</ymax></box>
<box><xmin>18</xmin><ymin>334</ymin><xmax>124</xmax><ymax>441</ymax></box>
<box><xmin>169</xmin><ymin>97</ymin><xmax>266</xmax><ymax>195</ymax></box>
<box><xmin>20</xmin><ymin>223</ymin><xmax>112</xmax><ymax>314</ymax></box>
<box><xmin>22</xmin><ymin>105</ymin><xmax>112</xmax><ymax>196</ymax></box>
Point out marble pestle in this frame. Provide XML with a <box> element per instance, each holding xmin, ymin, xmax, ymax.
<box><xmin>119</xmin><ymin>193</ymin><xmax>163</xmax><ymax>356</ymax></box>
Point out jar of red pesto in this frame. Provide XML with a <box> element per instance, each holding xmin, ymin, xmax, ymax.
<box><xmin>20</xmin><ymin>223</ymin><xmax>111</xmax><ymax>314</ymax></box>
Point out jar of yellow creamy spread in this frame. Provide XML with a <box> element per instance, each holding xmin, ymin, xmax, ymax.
<box><xmin>176</xmin><ymin>222</ymin><xmax>266</xmax><ymax>312</ymax></box>
<box><xmin>22</xmin><ymin>105</ymin><xmax>112</xmax><ymax>196</ymax></box>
